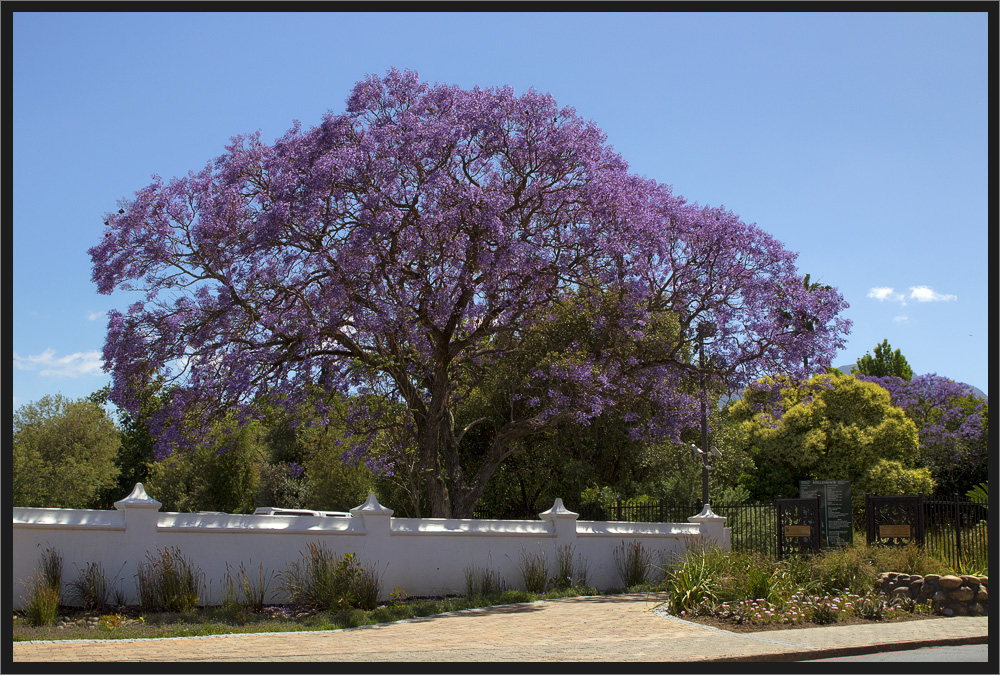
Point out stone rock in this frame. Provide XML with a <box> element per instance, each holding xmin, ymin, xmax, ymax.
<box><xmin>942</xmin><ymin>607</ymin><xmax>955</xmax><ymax>616</ymax></box>
<box><xmin>961</xmin><ymin>575</ymin><xmax>981</xmax><ymax>587</ymax></box>
<box><xmin>949</xmin><ymin>587</ymin><xmax>975</xmax><ymax>603</ymax></box>
<box><xmin>976</xmin><ymin>588</ymin><xmax>988</xmax><ymax>602</ymax></box>
<box><xmin>978</xmin><ymin>576</ymin><xmax>988</xmax><ymax>588</ymax></box>
<box><xmin>951</xmin><ymin>604</ymin><xmax>968</xmax><ymax>616</ymax></box>
<box><xmin>938</xmin><ymin>575</ymin><xmax>963</xmax><ymax>590</ymax></box>
<box><xmin>968</xmin><ymin>603</ymin><xmax>983</xmax><ymax>616</ymax></box>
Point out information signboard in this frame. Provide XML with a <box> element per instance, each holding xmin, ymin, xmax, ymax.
<box><xmin>799</xmin><ymin>480</ymin><xmax>852</xmax><ymax>548</ymax></box>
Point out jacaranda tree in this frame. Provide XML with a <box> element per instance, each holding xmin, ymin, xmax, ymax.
<box><xmin>858</xmin><ymin>373</ymin><xmax>987</xmax><ymax>496</ymax></box>
<box><xmin>90</xmin><ymin>69</ymin><xmax>850</xmax><ymax>517</ymax></box>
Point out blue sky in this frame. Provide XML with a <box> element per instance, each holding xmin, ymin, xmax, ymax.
<box><xmin>10</xmin><ymin>10</ymin><xmax>990</xmax><ymax>413</ymax></box>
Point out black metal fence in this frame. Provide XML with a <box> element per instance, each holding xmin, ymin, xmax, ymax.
<box><xmin>474</xmin><ymin>494</ymin><xmax>988</xmax><ymax>567</ymax></box>
<box><xmin>923</xmin><ymin>494</ymin><xmax>989</xmax><ymax>569</ymax></box>
<box><xmin>580</xmin><ymin>500</ymin><xmax>780</xmax><ymax>556</ymax></box>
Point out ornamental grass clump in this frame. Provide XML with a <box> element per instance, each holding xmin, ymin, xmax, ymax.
<box><xmin>223</xmin><ymin>561</ymin><xmax>277</xmax><ymax>614</ymax></box>
<box><xmin>555</xmin><ymin>544</ymin><xmax>589</xmax><ymax>590</ymax></box>
<box><xmin>464</xmin><ymin>565</ymin><xmax>506</xmax><ymax>598</ymax></box>
<box><xmin>613</xmin><ymin>540</ymin><xmax>655</xmax><ymax>588</ymax></box>
<box><xmin>518</xmin><ymin>549</ymin><xmax>550</xmax><ymax>594</ymax></box>
<box><xmin>136</xmin><ymin>546</ymin><xmax>203</xmax><ymax>613</ymax></box>
<box><xmin>22</xmin><ymin>577</ymin><xmax>61</xmax><ymax>627</ymax></box>
<box><xmin>68</xmin><ymin>561</ymin><xmax>122</xmax><ymax>613</ymax></box>
<box><xmin>21</xmin><ymin>548</ymin><xmax>63</xmax><ymax>627</ymax></box>
<box><xmin>280</xmin><ymin>544</ymin><xmax>382</xmax><ymax>611</ymax></box>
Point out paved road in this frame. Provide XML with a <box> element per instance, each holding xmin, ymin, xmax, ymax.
<box><xmin>803</xmin><ymin>644</ymin><xmax>990</xmax><ymax>662</ymax></box>
<box><xmin>12</xmin><ymin>594</ymin><xmax>990</xmax><ymax>663</ymax></box>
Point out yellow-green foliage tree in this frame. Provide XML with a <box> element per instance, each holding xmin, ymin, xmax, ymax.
<box><xmin>12</xmin><ymin>394</ymin><xmax>121</xmax><ymax>508</ymax></box>
<box><xmin>729</xmin><ymin>373</ymin><xmax>921</xmax><ymax>503</ymax></box>
<box><xmin>864</xmin><ymin>459</ymin><xmax>936</xmax><ymax>496</ymax></box>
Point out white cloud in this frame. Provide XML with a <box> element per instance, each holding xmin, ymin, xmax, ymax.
<box><xmin>868</xmin><ymin>287</ymin><xmax>906</xmax><ymax>304</ymax></box>
<box><xmin>13</xmin><ymin>349</ymin><xmax>104</xmax><ymax>378</ymax></box>
<box><xmin>908</xmin><ymin>286</ymin><xmax>957</xmax><ymax>303</ymax></box>
<box><xmin>893</xmin><ymin>315</ymin><xmax>910</xmax><ymax>324</ymax></box>
<box><xmin>87</xmin><ymin>311</ymin><xmax>106</xmax><ymax>322</ymax></box>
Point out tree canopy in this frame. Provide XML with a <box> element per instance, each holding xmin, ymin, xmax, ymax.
<box><xmin>853</xmin><ymin>339</ymin><xmax>913</xmax><ymax>381</ymax></box>
<box><xmin>13</xmin><ymin>395</ymin><xmax>121</xmax><ymax>508</ymax></box>
<box><xmin>90</xmin><ymin>69</ymin><xmax>850</xmax><ymax>516</ymax></box>
<box><xmin>858</xmin><ymin>373</ymin><xmax>987</xmax><ymax>496</ymax></box>
<box><xmin>728</xmin><ymin>373</ymin><xmax>921</xmax><ymax>502</ymax></box>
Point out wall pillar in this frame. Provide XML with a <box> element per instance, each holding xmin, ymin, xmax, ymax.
<box><xmin>688</xmin><ymin>503</ymin><xmax>730</xmax><ymax>550</ymax></box>
<box><xmin>113</xmin><ymin>483</ymin><xmax>163</xmax><ymax>604</ymax></box>
<box><xmin>540</xmin><ymin>498</ymin><xmax>579</xmax><ymax>543</ymax></box>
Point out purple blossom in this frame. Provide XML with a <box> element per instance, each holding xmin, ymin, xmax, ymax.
<box><xmin>89</xmin><ymin>69</ymin><xmax>850</xmax><ymax>517</ymax></box>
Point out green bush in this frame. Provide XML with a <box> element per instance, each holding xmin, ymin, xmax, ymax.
<box><xmin>279</xmin><ymin>544</ymin><xmax>381</xmax><ymax>610</ymax></box>
<box><xmin>613</xmin><ymin>540</ymin><xmax>655</xmax><ymax>588</ymax></box>
<box><xmin>555</xmin><ymin>544</ymin><xmax>589</xmax><ymax>589</ymax></box>
<box><xmin>223</xmin><ymin>561</ymin><xmax>277</xmax><ymax>613</ymax></box>
<box><xmin>517</xmin><ymin>549</ymin><xmax>549</xmax><ymax>593</ymax></box>
<box><xmin>23</xmin><ymin>579</ymin><xmax>61</xmax><ymax>627</ymax></box>
<box><xmin>68</xmin><ymin>561</ymin><xmax>119</xmax><ymax>613</ymax></box>
<box><xmin>463</xmin><ymin>565</ymin><xmax>506</xmax><ymax>597</ymax></box>
<box><xmin>136</xmin><ymin>547</ymin><xmax>203</xmax><ymax>613</ymax></box>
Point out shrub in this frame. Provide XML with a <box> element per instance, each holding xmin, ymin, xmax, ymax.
<box><xmin>21</xmin><ymin>548</ymin><xmax>63</xmax><ymax>627</ymax></box>
<box><xmin>280</xmin><ymin>543</ymin><xmax>380</xmax><ymax>610</ymax></box>
<box><xmin>23</xmin><ymin>578</ymin><xmax>61</xmax><ymax>627</ymax></box>
<box><xmin>136</xmin><ymin>546</ymin><xmax>203</xmax><ymax>613</ymax></box>
<box><xmin>555</xmin><ymin>544</ymin><xmax>589</xmax><ymax>589</ymax></box>
<box><xmin>613</xmin><ymin>540</ymin><xmax>654</xmax><ymax>588</ymax></box>
<box><xmin>68</xmin><ymin>561</ymin><xmax>120</xmax><ymax>612</ymax></box>
<box><xmin>464</xmin><ymin>565</ymin><xmax>506</xmax><ymax>597</ymax></box>
<box><xmin>517</xmin><ymin>549</ymin><xmax>549</xmax><ymax>593</ymax></box>
<box><xmin>660</xmin><ymin>549</ymin><xmax>719</xmax><ymax>614</ymax></box>
<box><xmin>223</xmin><ymin>561</ymin><xmax>277</xmax><ymax>613</ymax></box>
<box><xmin>39</xmin><ymin>548</ymin><xmax>63</xmax><ymax>595</ymax></box>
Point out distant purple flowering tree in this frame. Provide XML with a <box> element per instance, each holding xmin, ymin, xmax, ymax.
<box><xmin>858</xmin><ymin>373</ymin><xmax>987</xmax><ymax>495</ymax></box>
<box><xmin>90</xmin><ymin>69</ymin><xmax>850</xmax><ymax>517</ymax></box>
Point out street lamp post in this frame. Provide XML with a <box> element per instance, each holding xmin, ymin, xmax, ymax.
<box><xmin>697</xmin><ymin>321</ymin><xmax>716</xmax><ymax>507</ymax></box>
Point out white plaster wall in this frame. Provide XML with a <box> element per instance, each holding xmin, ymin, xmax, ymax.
<box><xmin>12</xmin><ymin>486</ymin><xmax>727</xmax><ymax>609</ymax></box>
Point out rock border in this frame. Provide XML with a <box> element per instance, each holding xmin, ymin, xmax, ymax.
<box><xmin>878</xmin><ymin>572</ymin><xmax>988</xmax><ymax>616</ymax></box>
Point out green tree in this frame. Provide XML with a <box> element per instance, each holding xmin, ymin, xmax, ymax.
<box><xmin>259</xmin><ymin>394</ymin><xmax>376</xmax><ymax>512</ymax></box>
<box><xmin>864</xmin><ymin>459</ymin><xmax>936</xmax><ymax>497</ymax></box>
<box><xmin>144</xmin><ymin>416</ymin><xmax>262</xmax><ymax>513</ymax></box>
<box><xmin>13</xmin><ymin>395</ymin><xmax>121</xmax><ymax>508</ymax></box>
<box><xmin>852</xmin><ymin>339</ymin><xmax>914</xmax><ymax>381</ymax></box>
<box><xmin>88</xmin><ymin>378</ymin><xmax>171</xmax><ymax>508</ymax></box>
<box><xmin>729</xmin><ymin>373</ymin><xmax>921</xmax><ymax>507</ymax></box>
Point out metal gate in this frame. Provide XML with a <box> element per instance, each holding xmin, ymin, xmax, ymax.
<box><xmin>865</xmin><ymin>493</ymin><xmax>925</xmax><ymax>547</ymax></box>
<box><xmin>776</xmin><ymin>496</ymin><xmax>821</xmax><ymax>558</ymax></box>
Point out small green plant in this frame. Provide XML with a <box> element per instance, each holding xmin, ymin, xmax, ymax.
<box><xmin>517</xmin><ymin>549</ymin><xmax>549</xmax><ymax>593</ymax></box>
<box><xmin>39</xmin><ymin>548</ymin><xmax>63</xmax><ymax>594</ymax></box>
<box><xmin>223</xmin><ymin>561</ymin><xmax>277</xmax><ymax>613</ymax></box>
<box><xmin>463</xmin><ymin>564</ymin><xmax>506</xmax><ymax>597</ymax></box>
<box><xmin>660</xmin><ymin>550</ymin><xmax>718</xmax><ymax>614</ymax></box>
<box><xmin>23</xmin><ymin>577</ymin><xmax>61</xmax><ymax>627</ymax></box>
<box><xmin>555</xmin><ymin>544</ymin><xmax>589</xmax><ymax>589</ymax></box>
<box><xmin>136</xmin><ymin>546</ymin><xmax>203</xmax><ymax>613</ymax></box>
<box><xmin>21</xmin><ymin>547</ymin><xmax>64</xmax><ymax>627</ymax></box>
<box><xmin>68</xmin><ymin>561</ymin><xmax>119</xmax><ymax>613</ymax></box>
<box><xmin>613</xmin><ymin>540</ymin><xmax>654</xmax><ymax>588</ymax></box>
<box><xmin>389</xmin><ymin>586</ymin><xmax>409</xmax><ymax>605</ymax></box>
<box><xmin>353</xmin><ymin>560</ymin><xmax>384</xmax><ymax>611</ymax></box>
<box><xmin>279</xmin><ymin>544</ymin><xmax>380</xmax><ymax>611</ymax></box>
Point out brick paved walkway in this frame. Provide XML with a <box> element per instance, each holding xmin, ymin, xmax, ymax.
<box><xmin>12</xmin><ymin>593</ymin><xmax>989</xmax><ymax>662</ymax></box>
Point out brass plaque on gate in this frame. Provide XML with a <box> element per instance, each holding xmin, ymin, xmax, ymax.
<box><xmin>880</xmin><ymin>525</ymin><xmax>911</xmax><ymax>538</ymax></box>
<box><xmin>784</xmin><ymin>525</ymin><xmax>812</xmax><ymax>537</ymax></box>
